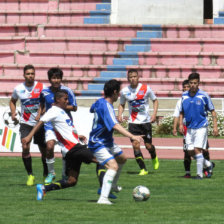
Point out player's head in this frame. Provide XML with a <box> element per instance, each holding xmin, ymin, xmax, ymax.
<box><xmin>182</xmin><ymin>79</ymin><xmax>189</xmax><ymax>92</ymax></box>
<box><xmin>104</xmin><ymin>79</ymin><xmax>121</xmax><ymax>101</ymax></box>
<box><xmin>188</xmin><ymin>72</ymin><xmax>200</xmax><ymax>94</ymax></box>
<box><xmin>54</xmin><ymin>89</ymin><xmax>68</xmax><ymax>109</ymax></box>
<box><xmin>48</xmin><ymin>67</ymin><xmax>63</xmax><ymax>88</ymax></box>
<box><xmin>127</xmin><ymin>69</ymin><xmax>139</xmax><ymax>88</ymax></box>
<box><xmin>23</xmin><ymin>64</ymin><xmax>35</xmax><ymax>86</ymax></box>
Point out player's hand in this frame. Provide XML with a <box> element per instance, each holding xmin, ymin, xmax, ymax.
<box><xmin>11</xmin><ymin>112</ymin><xmax>17</xmax><ymax>121</ymax></box>
<box><xmin>117</xmin><ymin>116</ymin><xmax>123</xmax><ymax>123</ymax></box>
<box><xmin>21</xmin><ymin>136</ymin><xmax>31</xmax><ymax>145</ymax></box>
<box><xmin>172</xmin><ymin>129</ymin><xmax>177</xmax><ymax>136</ymax></box>
<box><xmin>213</xmin><ymin>127</ymin><xmax>219</xmax><ymax>137</ymax></box>
<box><xmin>131</xmin><ymin>135</ymin><xmax>144</xmax><ymax>143</ymax></box>
<box><xmin>79</xmin><ymin>135</ymin><xmax>87</xmax><ymax>144</ymax></box>
<box><xmin>179</xmin><ymin>124</ymin><xmax>184</xmax><ymax>135</ymax></box>
<box><xmin>35</xmin><ymin>115</ymin><xmax>40</xmax><ymax>121</ymax></box>
<box><xmin>150</xmin><ymin>115</ymin><xmax>156</xmax><ymax>123</ymax></box>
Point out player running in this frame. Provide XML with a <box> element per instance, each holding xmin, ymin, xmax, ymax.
<box><xmin>118</xmin><ymin>69</ymin><xmax>159</xmax><ymax>176</ymax></box>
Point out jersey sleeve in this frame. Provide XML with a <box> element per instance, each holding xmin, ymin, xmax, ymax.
<box><xmin>147</xmin><ymin>86</ymin><xmax>157</xmax><ymax>101</ymax></box>
<box><xmin>67</xmin><ymin>88</ymin><xmax>77</xmax><ymax>107</ymax></box>
<box><xmin>103</xmin><ymin>103</ymin><xmax>118</xmax><ymax>131</ymax></box>
<box><xmin>11</xmin><ymin>88</ymin><xmax>18</xmax><ymax>100</ymax></box>
<box><xmin>40</xmin><ymin>108</ymin><xmax>57</xmax><ymax>123</ymax></box>
<box><xmin>119</xmin><ymin>89</ymin><xmax>126</xmax><ymax>105</ymax></box>
<box><xmin>205</xmin><ymin>93</ymin><xmax>215</xmax><ymax>111</ymax></box>
<box><xmin>173</xmin><ymin>99</ymin><xmax>181</xmax><ymax>117</ymax></box>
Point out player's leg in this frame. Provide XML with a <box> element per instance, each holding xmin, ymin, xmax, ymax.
<box><xmin>183</xmin><ymin>139</ymin><xmax>191</xmax><ymax>178</ymax></box>
<box><xmin>34</xmin><ymin>126</ymin><xmax>48</xmax><ymax>180</ymax></box>
<box><xmin>129</xmin><ymin>123</ymin><xmax>148</xmax><ymax>175</ymax></box>
<box><xmin>20</xmin><ymin>124</ymin><xmax>35</xmax><ymax>186</ymax></box>
<box><xmin>44</xmin><ymin>125</ymin><xmax>57</xmax><ymax>184</ymax></box>
<box><xmin>144</xmin><ymin>123</ymin><xmax>159</xmax><ymax>170</ymax></box>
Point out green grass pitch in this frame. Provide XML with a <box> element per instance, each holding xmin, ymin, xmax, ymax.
<box><xmin>0</xmin><ymin>157</ymin><xmax>223</xmax><ymax>224</ymax></box>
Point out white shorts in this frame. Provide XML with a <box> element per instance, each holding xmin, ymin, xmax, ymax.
<box><xmin>45</xmin><ymin>129</ymin><xmax>57</xmax><ymax>142</ymax></box>
<box><xmin>185</xmin><ymin>127</ymin><xmax>208</xmax><ymax>150</ymax></box>
<box><xmin>93</xmin><ymin>144</ymin><xmax>123</xmax><ymax>165</ymax></box>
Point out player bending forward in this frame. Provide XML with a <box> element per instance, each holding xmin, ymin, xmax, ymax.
<box><xmin>22</xmin><ymin>90</ymin><xmax>97</xmax><ymax>200</ymax></box>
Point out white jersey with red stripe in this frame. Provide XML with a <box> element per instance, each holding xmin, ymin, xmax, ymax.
<box><xmin>12</xmin><ymin>81</ymin><xmax>44</xmax><ymax>126</ymax></box>
<box><xmin>120</xmin><ymin>83</ymin><xmax>157</xmax><ymax>124</ymax></box>
<box><xmin>40</xmin><ymin>105</ymin><xmax>80</xmax><ymax>156</ymax></box>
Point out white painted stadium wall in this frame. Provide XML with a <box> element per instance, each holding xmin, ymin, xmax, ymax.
<box><xmin>111</xmin><ymin>0</ymin><xmax>203</xmax><ymax>25</ymax></box>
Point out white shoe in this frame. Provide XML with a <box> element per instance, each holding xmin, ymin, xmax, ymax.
<box><xmin>97</xmin><ymin>197</ymin><xmax>113</xmax><ymax>205</ymax></box>
<box><xmin>112</xmin><ymin>185</ymin><xmax>122</xmax><ymax>192</ymax></box>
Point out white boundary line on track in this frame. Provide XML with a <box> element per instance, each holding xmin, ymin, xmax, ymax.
<box><xmin>118</xmin><ymin>145</ymin><xmax>224</xmax><ymax>151</ymax></box>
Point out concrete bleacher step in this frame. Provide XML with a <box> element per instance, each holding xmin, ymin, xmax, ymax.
<box><xmin>0</xmin><ymin>0</ymin><xmax>111</xmax><ymax>11</ymax></box>
<box><xmin>0</xmin><ymin>10</ymin><xmax>110</xmax><ymax>25</ymax></box>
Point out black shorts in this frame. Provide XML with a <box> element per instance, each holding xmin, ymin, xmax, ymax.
<box><xmin>20</xmin><ymin>123</ymin><xmax>46</xmax><ymax>147</ymax></box>
<box><xmin>128</xmin><ymin>122</ymin><xmax>152</xmax><ymax>144</ymax></box>
<box><xmin>65</xmin><ymin>144</ymin><xmax>94</xmax><ymax>174</ymax></box>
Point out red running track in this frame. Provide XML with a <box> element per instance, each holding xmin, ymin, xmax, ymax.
<box><xmin>0</xmin><ymin>137</ymin><xmax>223</xmax><ymax>160</ymax></box>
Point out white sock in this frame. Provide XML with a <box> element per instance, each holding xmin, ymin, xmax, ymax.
<box><xmin>100</xmin><ymin>169</ymin><xmax>117</xmax><ymax>199</ymax></box>
<box><xmin>46</xmin><ymin>158</ymin><xmax>55</xmax><ymax>175</ymax></box>
<box><xmin>112</xmin><ymin>164</ymin><xmax>123</xmax><ymax>189</ymax></box>
<box><xmin>204</xmin><ymin>159</ymin><xmax>211</xmax><ymax>168</ymax></box>
<box><xmin>195</xmin><ymin>153</ymin><xmax>204</xmax><ymax>178</ymax></box>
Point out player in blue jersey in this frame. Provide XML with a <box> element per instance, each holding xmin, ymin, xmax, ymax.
<box><xmin>88</xmin><ymin>79</ymin><xmax>143</xmax><ymax>204</ymax></box>
<box><xmin>179</xmin><ymin>73</ymin><xmax>218</xmax><ymax>179</ymax></box>
<box><xmin>40</xmin><ymin>68</ymin><xmax>77</xmax><ymax>184</ymax></box>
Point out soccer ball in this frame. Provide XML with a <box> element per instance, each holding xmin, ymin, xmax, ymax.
<box><xmin>3</xmin><ymin>108</ymin><xmax>21</xmax><ymax>128</ymax></box>
<box><xmin>132</xmin><ymin>185</ymin><xmax>150</xmax><ymax>201</ymax></box>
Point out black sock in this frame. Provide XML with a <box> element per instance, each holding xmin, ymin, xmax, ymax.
<box><xmin>22</xmin><ymin>156</ymin><xmax>32</xmax><ymax>175</ymax></box>
<box><xmin>134</xmin><ymin>151</ymin><xmax>146</xmax><ymax>170</ymax></box>
<box><xmin>147</xmin><ymin>145</ymin><xmax>156</xmax><ymax>159</ymax></box>
<box><xmin>96</xmin><ymin>164</ymin><xmax>106</xmax><ymax>188</ymax></box>
<box><xmin>203</xmin><ymin>150</ymin><xmax>210</xmax><ymax>161</ymax></box>
<box><xmin>184</xmin><ymin>151</ymin><xmax>191</xmax><ymax>173</ymax></box>
<box><xmin>45</xmin><ymin>179</ymin><xmax>71</xmax><ymax>192</ymax></box>
<box><xmin>41</xmin><ymin>157</ymin><xmax>48</xmax><ymax>177</ymax></box>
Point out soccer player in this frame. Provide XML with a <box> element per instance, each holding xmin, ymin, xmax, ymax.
<box><xmin>9</xmin><ymin>64</ymin><xmax>48</xmax><ymax>186</ymax></box>
<box><xmin>118</xmin><ymin>69</ymin><xmax>159</xmax><ymax>176</ymax></box>
<box><xmin>173</xmin><ymin>80</ymin><xmax>212</xmax><ymax>178</ymax></box>
<box><xmin>88</xmin><ymin>79</ymin><xmax>143</xmax><ymax>205</ymax></box>
<box><xmin>22</xmin><ymin>90</ymin><xmax>98</xmax><ymax>200</ymax></box>
<box><xmin>40</xmin><ymin>68</ymin><xmax>77</xmax><ymax>184</ymax></box>
<box><xmin>179</xmin><ymin>72</ymin><xmax>218</xmax><ymax>179</ymax></box>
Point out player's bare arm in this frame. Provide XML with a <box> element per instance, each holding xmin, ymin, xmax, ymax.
<box><xmin>150</xmin><ymin>99</ymin><xmax>158</xmax><ymax>123</ymax></box>
<box><xmin>211</xmin><ymin>110</ymin><xmax>218</xmax><ymax>136</ymax></box>
<box><xmin>9</xmin><ymin>97</ymin><xmax>18</xmax><ymax>121</ymax></box>
<box><xmin>66</xmin><ymin>105</ymin><xmax>77</xmax><ymax>112</ymax></box>
<box><xmin>173</xmin><ymin>117</ymin><xmax>179</xmax><ymax>136</ymax></box>
<box><xmin>113</xmin><ymin>123</ymin><xmax>143</xmax><ymax>143</ymax></box>
<box><xmin>179</xmin><ymin>112</ymin><xmax>184</xmax><ymax>134</ymax></box>
<box><xmin>118</xmin><ymin>104</ymin><xmax>125</xmax><ymax>123</ymax></box>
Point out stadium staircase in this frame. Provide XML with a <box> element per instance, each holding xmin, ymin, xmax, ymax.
<box><xmin>0</xmin><ymin>0</ymin><xmax>224</xmax><ymax>98</ymax></box>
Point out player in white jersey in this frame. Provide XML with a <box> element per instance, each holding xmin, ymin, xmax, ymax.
<box><xmin>88</xmin><ymin>79</ymin><xmax>143</xmax><ymax>205</ymax></box>
<box><xmin>179</xmin><ymin>73</ymin><xmax>218</xmax><ymax>179</ymax></box>
<box><xmin>9</xmin><ymin>65</ymin><xmax>48</xmax><ymax>186</ymax></box>
<box><xmin>40</xmin><ymin>67</ymin><xmax>77</xmax><ymax>185</ymax></box>
<box><xmin>22</xmin><ymin>90</ymin><xmax>98</xmax><ymax>201</ymax></box>
<box><xmin>118</xmin><ymin>69</ymin><xmax>159</xmax><ymax>176</ymax></box>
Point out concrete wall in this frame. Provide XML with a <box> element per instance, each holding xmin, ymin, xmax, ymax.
<box><xmin>111</xmin><ymin>0</ymin><xmax>203</xmax><ymax>25</ymax></box>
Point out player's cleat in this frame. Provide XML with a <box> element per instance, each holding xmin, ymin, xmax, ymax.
<box><xmin>44</xmin><ymin>173</ymin><xmax>56</xmax><ymax>185</ymax></box>
<box><xmin>27</xmin><ymin>174</ymin><xmax>35</xmax><ymax>186</ymax></box>
<box><xmin>152</xmin><ymin>156</ymin><xmax>159</xmax><ymax>170</ymax></box>
<box><xmin>203</xmin><ymin>168</ymin><xmax>208</xmax><ymax>177</ymax></box>
<box><xmin>97</xmin><ymin>188</ymin><xmax>117</xmax><ymax>199</ymax></box>
<box><xmin>36</xmin><ymin>184</ymin><xmax>45</xmax><ymax>201</ymax></box>
<box><xmin>206</xmin><ymin>162</ymin><xmax>214</xmax><ymax>178</ymax></box>
<box><xmin>183</xmin><ymin>173</ymin><xmax>191</xmax><ymax>178</ymax></box>
<box><xmin>193</xmin><ymin>175</ymin><xmax>203</xmax><ymax>180</ymax></box>
<box><xmin>138</xmin><ymin>169</ymin><xmax>148</xmax><ymax>176</ymax></box>
<box><xmin>112</xmin><ymin>185</ymin><xmax>122</xmax><ymax>192</ymax></box>
<box><xmin>97</xmin><ymin>197</ymin><xmax>113</xmax><ymax>205</ymax></box>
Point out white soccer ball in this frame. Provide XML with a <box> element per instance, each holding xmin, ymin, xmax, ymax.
<box><xmin>3</xmin><ymin>108</ymin><xmax>21</xmax><ymax>128</ymax></box>
<box><xmin>132</xmin><ymin>185</ymin><xmax>150</xmax><ymax>201</ymax></box>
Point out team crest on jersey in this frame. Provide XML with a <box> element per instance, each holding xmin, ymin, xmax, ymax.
<box><xmin>196</xmin><ymin>100</ymin><xmax>201</xmax><ymax>105</ymax></box>
<box><xmin>34</xmin><ymin>88</ymin><xmax>41</xmax><ymax>94</ymax></box>
<box><xmin>138</xmin><ymin>90</ymin><xmax>145</xmax><ymax>95</ymax></box>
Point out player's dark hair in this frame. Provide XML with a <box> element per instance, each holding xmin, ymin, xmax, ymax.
<box><xmin>127</xmin><ymin>69</ymin><xmax>138</xmax><ymax>76</ymax></box>
<box><xmin>182</xmin><ymin>79</ymin><xmax>189</xmax><ymax>87</ymax></box>
<box><xmin>24</xmin><ymin>64</ymin><xmax>35</xmax><ymax>74</ymax></box>
<box><xmin>104</xmin><ymin>79</ymin><xmax>121</xmax><ymax>98</ymax></box>
<box><xmin>188</xmin><ymin>72</ymin><xmax>200</xmax><ymax>82</ymax></box>
<box><xmin>48</xmin><ymin>67</ymin><xmax>63</xmax><ymax>80</ymax></box>
<box><xmin>54</xmin><ymin>89</ymin><xmax>68</xmax><ymax>102</ymax></box>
